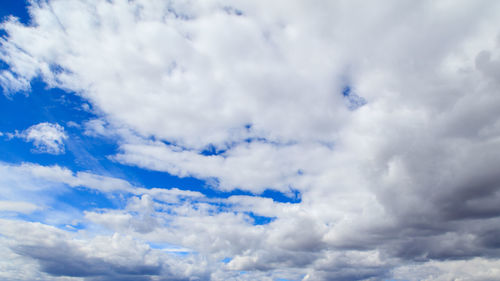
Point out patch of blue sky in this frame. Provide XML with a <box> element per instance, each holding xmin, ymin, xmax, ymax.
<box><xmin>1</xmin><ymin>80</ymin><xmax>96</xmax><ymax>164</ymax></box>
<box><xmin>148</xmin><ymin>241</ymin><xmax>176</xmax><ymax>250</ymax></box>
<box><xmin>195</xmin><ymin>187</ymin><xmax>301</xmax><ymax>204</ymax></box>
<box><xmin>117</xmin><ymin>164</ymin><xmax>206</xmax><ymax>191</ymax></box>
<box><xmin>342</xmin><ymin>85</ymin><xmax>367</xmax><ymax>111</ymax></box>
<box><xmin>158</xmin><ymin>140</ymin><xmax>226</xmax><ymax>157</ymax></box>
<box><xmin>0</xmin><ymin>79</ymin><xmax>93</xmax><ymax>132</ymax></box>
<box><xmin>246</xmin><ymin>212</ymin><xmax>275</xmax><ymax>225</ymax></box>
<box><xmin>342</xmin><ymin>85</ymin><xmax>352</xmax><ymax>97</ymax></box>
<box><xmin>221</xmin><ymin>257</ymin><xmax>232</xmax><ymax>264</ymax></box>
<box><xmin>244</xmin><ymin>136</ymin><xmax>299</xmax><ymax>147</ymax></box>
<box><xmin>200</xmin><ymin>143</ymin><xmax>226</xmax><ymax>156</ymax></box>
<box><xmin>0</xmin><ymin>59</ymin><xmax>9</xmax><ymax>71</ymax></box>
<box><xmin>261</xmin><ymin>188</ymin><xmax>301</xmax><ymax>203</ymax></box>
<box><xmin>155</xmin><ymin>138</ymin><xmax>187</xmax><ymax>150</ymax></box>
<box><xmin>147</xmin><ymin>242</ymin><xmax>194</xmax><ymax>256</ymax></box>
<box><xmin>54</xmin><ymin>187</ymin><xmax>120</xmax><ymax>211</ymax></box>
<box><xmin>167</xmin><ymin>250</ymin><xmax>191</xmax><ymax>256</ymax></box>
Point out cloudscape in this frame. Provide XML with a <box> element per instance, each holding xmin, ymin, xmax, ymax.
<box><xmin>1</xmin><ymin>1</ymin><xmax>500</xmax><ymax>280</ymax></box>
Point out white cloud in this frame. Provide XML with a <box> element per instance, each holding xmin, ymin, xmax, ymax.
<box><xmin>392</xmin><ymin>258</ymin><xmax>500</xmax><ymax>281</ymax></box>
<box><xmin>16</xmin><ymin>122</ymin><xmax>68</xmax><ymax>154</ymax></box>
<box><xmin>2</xmin><ymin>160</ymin><xmax>500</xmax><ymax>280</ymax></box>
<box><xmin>0</xmin><ymin>219</ymin><xmax>210</xmax><ymax>281</ymax></box>
<box><xmin>0</xmin><ymin>201</ymin><xmax>40</xmax><ymax>214</ymax></box>
<box><xmin>114</xmin><ymin>140</ymin><xmax>330</xmax><ymax>193</ymax></box>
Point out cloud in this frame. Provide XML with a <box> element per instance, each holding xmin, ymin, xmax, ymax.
<box><xmin>0</xmin><ymin>200</ymin><xmax>40</xmax><ymax>214</ymax></box>
<box><xmin>392</xmin><ymin>258</ymin><xmax>500</xmax><ymax>281</ymax></box>
<box><xmin>11</xmin><ymin>122</ymin><xmax>68</xmax><ymax>154</ymax></box>
<box><xmin>2</xmin><ymin>0</ymin><xmax>500</xmax><ymax>280</ymax></box>
<box><xmin>2</xmin><ymin>160</ymin><xmax>500</xmax><ymax>280</ymax></box>
<box><xmin>113</xmin><ymin>140</ymin><xmax>329</xmax><ymax>193</ymax></box>
<box><xmin>0</xmin><ymin>219</ymin><xmax>209</xmax><ymax>281</ymax></box>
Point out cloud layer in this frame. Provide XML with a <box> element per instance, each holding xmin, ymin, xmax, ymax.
<box><xmin>2</xmin><ymin>0</ymin><xmax>500</xmax><ymax>280</ymax></box>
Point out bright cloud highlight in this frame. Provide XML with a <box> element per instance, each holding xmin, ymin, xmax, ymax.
<box><xmin>9</xmin><ymin>122</ymin><xmax>68</xmax><ymax>154</ymax></box>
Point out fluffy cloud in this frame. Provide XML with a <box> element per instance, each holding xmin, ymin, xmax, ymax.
<box><xmin>2</xmin><ymin>0</ymin><xmax>500</xmax><ymax>280</ymax></box>
<box><xmin>7</xmin><ymin>122</ymin><xmax>68</xmax><ymax>154</ymax></box>
<box><xmin>0</xmin><ymin>219</ymin><xmax>210</xmax><ymax>281</ymax></box>
<box><xmin>1</xmin><ymin>159</ymin><xmax>500</xmax><ymax>280</ymax></box>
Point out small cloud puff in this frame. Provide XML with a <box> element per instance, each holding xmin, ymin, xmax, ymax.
<box><xmin>22</xmin><ymin>122</ymin><xmax>68</xmax><ymax>154</ymax></box>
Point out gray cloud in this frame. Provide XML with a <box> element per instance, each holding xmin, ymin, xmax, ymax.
<box><xmin>0</xmin><ymin>220</ymin><xmax>208</xmax><ymax>281</ymax></box>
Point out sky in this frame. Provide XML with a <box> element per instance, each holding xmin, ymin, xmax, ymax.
<box><xmin>1</xmin><ymin>0</ymin><xmax>500</xmax><ymax>280</ymax></box>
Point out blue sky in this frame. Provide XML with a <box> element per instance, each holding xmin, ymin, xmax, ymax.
<box><xmin>2</xmin><ymin>1</ymin><xmax>500</xmax><ymax>281</ymax></box>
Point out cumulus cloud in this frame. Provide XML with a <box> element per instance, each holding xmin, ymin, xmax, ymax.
<box><xmin>9</xmin><ymin>122</ymin><xmax>69</xmax><ymax>154</ymax></box>
<box><xmin>0</xmin><ymin>219</ymin><xmax>210</xmax><ymax>281</ymax></box>
<box><xmin>2</xmin><ymin>0</ymin><xmax>500</xmax><ymax>280</ymax></box>
<box><xmin>0</xmin><ymin>162</ymin><xmax>307</xmax><ymax>280</ymax></box>
<box><xmin>1</xmin><ymin>159</ymin><xmax>500</xmax><ymax>280</ymax></box>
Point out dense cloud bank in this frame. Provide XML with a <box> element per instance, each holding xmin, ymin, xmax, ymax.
<box><xmin>2</xmin><ymin>0</ymin><xmax>500</xmax><ymax>280</ymax></box>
